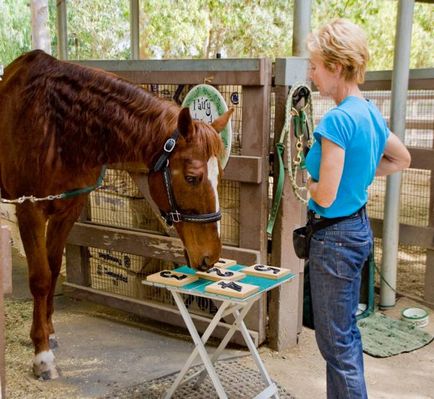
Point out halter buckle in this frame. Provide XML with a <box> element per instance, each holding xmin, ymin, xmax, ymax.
<box><xmin>164</xmin><ymin>137</ymin><xmax>176</xmax><ymax>153</ymax></box>
<box><xmin>169</xmin><ymin>210</ymin><xmax>182</xmax><ymax>223</ymax></box>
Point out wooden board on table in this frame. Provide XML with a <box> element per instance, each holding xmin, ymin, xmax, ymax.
<box><xmin>146</xmin><ymin>270</ymin><xmax>198</xmax><ymax>287</ymax></box>
<box><xmin>196</xmin><ymin>267</ymin><xmax>245</xmax><ymax>282</ymax></box>
<box><xmin>205</xmin><ymin>281</ymin><xmax>259</xmax><ymax>298</ymax></box>
<box><xmin>242</xmin><ymin>264</ymin><xmax>291</xmax><ymax>280</ymax></box>
<box><xmin>214</xmin><ymin>258</ymin><xmax>237</xmax><ymax>268</ymax></box>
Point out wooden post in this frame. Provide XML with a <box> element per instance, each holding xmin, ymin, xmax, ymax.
<box><xmin>268</xmin><ymin>58</ymin><xmax>309</xmax><ymax>350</ymax></box>
<box><xmin>0</xmin><ymin>225</ymin><xmax>12</xmax><ymax>399</ymax></box>
<box><xmin>239</xmin><ymin>59</ymin><xmax>272</xmax><ymax>342</ymax></box>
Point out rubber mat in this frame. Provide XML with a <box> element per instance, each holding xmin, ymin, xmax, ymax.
<box><xmin>357</xmin><ymin>312</ymin><xmax>433</xmax><ymax>358</ymax></box>
<box><xmin>101</xmin><ymin>358</ymin><xmax>295</xmax><ymax>398</ymax></box>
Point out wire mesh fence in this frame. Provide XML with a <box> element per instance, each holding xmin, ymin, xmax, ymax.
<box><xmin>313</xmin><ymin>90</ymin><xmax>434</xmax><ymax>299</ymax></box>
<box><xmin>84</xmin><ymin>83</ymin><xmax>244</xmax><ymax>309</ymax></box>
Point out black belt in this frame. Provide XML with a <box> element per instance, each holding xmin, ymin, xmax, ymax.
<box><xmin>307</xmin><ymin>206</ymin><xmax>366</xmax><ymax>232</ymax></box>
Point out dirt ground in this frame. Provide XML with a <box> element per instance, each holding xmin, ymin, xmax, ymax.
<box><xmin>3</xmin><ymin>249</ymin><xmax>434</xmax><ymax>399</ymax></box>
<box><xmin>239</xmin><ymin>296</ymin><xmax>434</xmax><ymax>399</ymax></box>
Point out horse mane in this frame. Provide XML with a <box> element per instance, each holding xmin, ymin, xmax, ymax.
<box><xmin>14</xmin><ymin>50</ymin><xmax>222</xmax><ymax>172</ymax></box>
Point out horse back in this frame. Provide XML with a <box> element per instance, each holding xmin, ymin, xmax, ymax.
<box><xmin>0</xmin><ymin>51</ymin><xmax>99</xmax><ymax>202</ymax></box>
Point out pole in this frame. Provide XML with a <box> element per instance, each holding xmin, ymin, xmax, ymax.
<box><xmin>380</xmin><ymin>0</ymin><xmax>415</xmax><ymax>308</ymax></box>
<box><xmin>292</xmin><ymin>0</ymin><xmax>312</xmax><ymax>57</ymax></box>
<box><xmin>56</xmin><ymin>0</ymin><xmax>68</xmax><ymax>60</ymax></box>
<box><xmin>130</xmin><ymin>0</ymin><xmax>140</xmax><ymax>59</ymax></box>
<box><xmin>31</xmin><ymin>0</ymin><xmax>51</xmax><ymax>54</ymax></box>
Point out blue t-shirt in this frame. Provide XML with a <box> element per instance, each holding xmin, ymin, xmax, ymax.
<box><xmin>305</xmin><ymin>96</ymin><xmax>390</xmax><ymax>218</ymax></box>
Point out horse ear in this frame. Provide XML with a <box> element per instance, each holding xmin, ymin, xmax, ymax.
<box><xmin>177</xmin><ymin>108</ymin><xmax>194</xmax><ymax>141</ymax></box>
<box><xmin>211</xmin><ymin>108</ymin><xmax>234</xmax><ymax>133</ymax></box>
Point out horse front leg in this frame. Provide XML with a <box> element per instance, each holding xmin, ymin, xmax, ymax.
<box><xmin>45</xmin><ymin>200</ymin><xmax>85</xmax><ymax>350</ymax></box>
<box><xmin>16</xmin><ymin>203</ymin><xmax>60</xmax><ymax>380</ymax></box>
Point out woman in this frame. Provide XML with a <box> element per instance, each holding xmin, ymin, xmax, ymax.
<box><xmin>305</xmin><ymin>19</ymin><xmax>411</xmax><ymax>398</ymax></box>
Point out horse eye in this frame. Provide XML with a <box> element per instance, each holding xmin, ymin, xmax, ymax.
<box><xmin>185</xmin><ymin>175</ymin><xmax>198</xmax><ymax>185</ymax></box>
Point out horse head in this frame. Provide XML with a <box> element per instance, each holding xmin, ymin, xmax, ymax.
<box><xmin>148</xmin><ymin>107</ymin><xmax>234</xmax><ymax>271</ymax></box>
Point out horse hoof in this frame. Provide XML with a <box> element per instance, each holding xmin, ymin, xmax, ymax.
<box><xmin>49</xmin><ymin>335</ymin><xmax>58</xmax><ymax>350</ymax></box>
<box><xmin>33</xmin><ymin>350</ymin><xmax>60</xmax><ymax>380</ymax></box>
<box><xmin>36</xmin><ymin>368</ymin><xmax>61</xmax><ymax>381</ymax></box>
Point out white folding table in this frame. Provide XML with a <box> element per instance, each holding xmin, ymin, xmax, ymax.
<box><xmin>143</xmin><ymin>264</ymin><xmax>295</xmax><ymax>399</ymax></box>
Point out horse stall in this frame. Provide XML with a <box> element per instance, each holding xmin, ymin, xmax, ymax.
<box><xmin>63</xmin><ymin>58</ymin><xmax>292</xmax><ymax>347</ymax></box>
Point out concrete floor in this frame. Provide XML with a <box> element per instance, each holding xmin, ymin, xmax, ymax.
<box><xmin>6</xmin><ymin>249</ymin><xmax>246</xmax><ymax>398</ymax></box>
<box><xmin>5</xmin><ymin>248</ymin><xmax>434</xmax><ymax>399</ymax></box>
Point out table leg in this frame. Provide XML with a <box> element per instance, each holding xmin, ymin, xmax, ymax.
<box><xmin>164</xmin><ymin>291</ymin><xmax>228</xmax><ymax>399</ymax></box>
<box><xmin>193</xmin><ymin>300</ymin><xmax>255</xmax><ymax>389</ymax></box>
<box><xmin>235</xmin><ymin>308</ymin><xmax>279</xmax><ymax>399</ymax></box>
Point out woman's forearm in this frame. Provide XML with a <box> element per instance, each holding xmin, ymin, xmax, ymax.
<box><xmin>376</xmin><ymin>156</ymin><xmax>408</xmax><ymax>176</ymax></box>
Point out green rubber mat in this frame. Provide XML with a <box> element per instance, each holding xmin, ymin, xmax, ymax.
<box><xmin>357</xmin><ymin>313</ymin><xmax>433</xmax><ymax>358</ymax></box>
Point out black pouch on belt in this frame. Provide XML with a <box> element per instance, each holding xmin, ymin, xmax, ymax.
<box><xmin>293</xmin><ymin>225</ymin><xmax>313</xmax><ymax>259</ymax></box>
<box><xmin>292</xmin><ymin>209</ymin><xmax>363</xmax><ymax>259</ymax></box>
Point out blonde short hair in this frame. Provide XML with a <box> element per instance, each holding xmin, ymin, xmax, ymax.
<box><xmin>307</xmin><ymin>19</ymin><xmax>369</xmax><ymax>84</ymax></box>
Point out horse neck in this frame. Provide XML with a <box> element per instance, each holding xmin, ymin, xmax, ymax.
<box><xmin>99</xmin><ymin>93</ymin><xmax>180</xmax><ymax>168</ymax></box>
<box><xmin>82</xmin><ymin>86</ymin><xmax>179</xmax><ymax>168</ymax></box>
<box><xmin>36</xmin><ymin>61</ymin><xmax>180</xmax><ymax>170</ymax></box>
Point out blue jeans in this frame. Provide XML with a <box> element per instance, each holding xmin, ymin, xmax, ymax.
<box><xmin>309</xmin><ymin>209</ymin><xmax>372</xmax><ymax>399</ymax></box>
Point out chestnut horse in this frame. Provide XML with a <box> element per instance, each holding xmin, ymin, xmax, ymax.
<box><xmin>0</xmin><ymin>50</ymin><xmax>233</xmax><ymax>379</ymax></box>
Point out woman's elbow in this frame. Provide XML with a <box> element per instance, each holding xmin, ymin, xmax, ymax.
<box><xmin>402</xmin><ymin>149</ymin><xmax>411</xmax><ymax>170</ymax></box>
<box><xmin>315</xmin><ymin>194</ymin><xmax>336</xmax><ymax>208</ymax></box>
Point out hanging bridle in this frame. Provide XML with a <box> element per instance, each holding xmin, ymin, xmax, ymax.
<box><xmin>152</xmin><ymin>130</ymin><xmax>222</xmax><ymax>226</ymax></box>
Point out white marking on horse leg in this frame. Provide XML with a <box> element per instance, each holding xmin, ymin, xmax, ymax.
<box><xmin>207</xmin><ymin>156</ymin><xmax>220</xmax><ymax>236</ymax></box>
<box><xmin>33</xmin><ymin>350</ymin><xmax>59</xmax><ymax>380</ymax></box>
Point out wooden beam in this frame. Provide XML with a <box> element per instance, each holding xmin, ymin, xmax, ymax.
<box><xmin>361</xmin><ymin>68</ymin><xmax>434</xmax><ymax>90</ymax></box>
<box><xmin>224</xmin><ymin>156</ymin><xmax>262</xmax><ymax>183</ymax></box>
<box><xmin>110</xmin><ymin>155</ymin><xmax>263</xmax><ymax>183</ymax></box>
<box><xmin>65</xmin><ymin>244</ymin><xmax>91</xmax><ymax>286</ymax></box>
<box><xmin>409</xmin><ymin>148</ymin><xmax>434</xmax><ymax>170</ymax></box>
<box><xmin>370</xmin><ymin>218</ymin><xmax>434</xmax><ymax>249</ymax></box>
<box><xmin>67</xmin><ymin>222</ymin><xmax>261</xmax><ymax>266</ymax></box>
<box><xmin>75</xmin><ymin>59</ymin><xmax>269</xmax><ymax>86</ymax></box>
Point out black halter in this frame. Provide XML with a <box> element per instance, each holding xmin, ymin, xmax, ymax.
<box><xmin>152</xmin><ymin>130</ymin><xmax>222</xmax><ymax>226</ymax></box>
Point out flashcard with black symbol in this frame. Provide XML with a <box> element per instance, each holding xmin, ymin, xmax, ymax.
<box><xmin>242</xmin><ymin>264</ymin><xmax>291</xmax><ymax>280</ymax></box>
<box><xmin>146</xmin><ymin>270</ymin><xmax>198</xmax><ymax>287</ymax></box>
<box><xmin>205</xmin><ymin>280</ymin><xmax>259</xmax><ymax>298</ymax></box>
<box><xmin>196</xmin><ymin>267</ymin><xmax>245</xmax><ymax>282</ymax></box>
<box><xmin>214</xmin><ymin>258</ymin><xmax>237</xmax><ymax>268</ymax></box>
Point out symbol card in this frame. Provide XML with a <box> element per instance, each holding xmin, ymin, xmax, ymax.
<box><xmin>205</xmin><ymin>281</ymin><xmax>259</xmax><ymax>298</ymax></box>
<box><xmin>196</xmin><ymin>267</ymin><xmax>245</xmax><ymax>282</ymax></box>
<box><xmin>242</xmin><ymin>264</ymin><xmax>291</xmax><ymax>280</ymax></box>
<box><xmin>214</xmin><ymin>258</ymin><xmax>237</xmax><ymax>268</ymax></box>
<box><xmin>146</xmin><ymin>270</ymin><xmax>198</xmax><ymax>287</ymax></box>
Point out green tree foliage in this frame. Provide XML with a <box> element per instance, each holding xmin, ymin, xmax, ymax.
<box><xmin>0</xmin><ymin>0</ymin><xmax>31</xmax><ymax>65</ymax></box>
<box><xmin>49</xmin><ymin>0</ymin><xmax>131</xmax><ymax>60</ymax></box>
<box><xmin>0</xmin><ymin>0</ymin><xmax>432</xmax><ymax>70</ymax></box>
<box><xmin>311</xmin><ymin>0</ymin><xmax>433</xmax><ymax>70</ymax></box>
<box><xmin>138</xmin><ymin>0</ymin><xmax>293</xmax><ymax>59</ymax></box>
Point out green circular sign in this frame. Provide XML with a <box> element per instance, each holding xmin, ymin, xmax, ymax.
<box><xmin>182</xmin><ymin>84</ymin><xmax>232</xmax><ymax>168</ymax></box>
